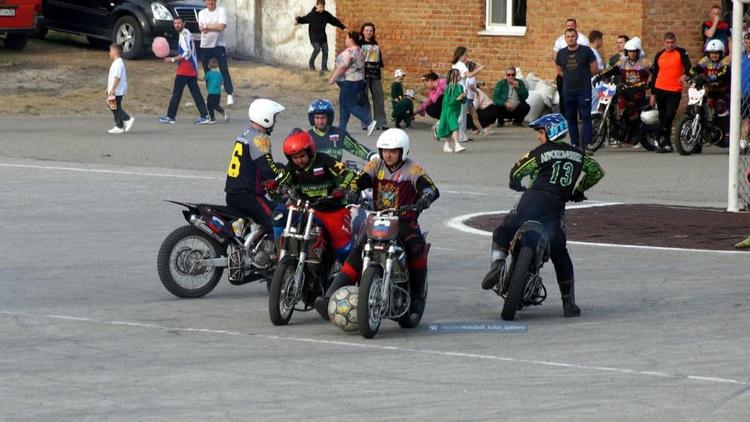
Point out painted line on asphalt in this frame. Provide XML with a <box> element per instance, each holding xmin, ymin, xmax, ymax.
<box><xmin>446</xmin><ymin>204</ymin><xmax>750</xmax><ymax>255</ymax></box>
<box><xmin>0</xmin><ymin>163</ymin><xmax>492</xmax><ymax>196</ymax></box>
<box><xmin>2</xmin><ymin>311</ymin><xmax>747</xmax><ymax>387</ymax></box>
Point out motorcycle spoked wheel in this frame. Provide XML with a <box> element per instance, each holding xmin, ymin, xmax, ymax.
<box><xmin>675</xmin><ymin>115</ymin><xmax>701</xmax><ymax>156</ymax></box>
<box><xmin>268</xmin><ymin>257</ymin><xmax>301</xmax><ymax>325</ymax></box>
<box><xmin>358</xmin><ymin>266</ymin><xmax>385</xmax><ymax>339</ymax></box>
<box><xmin>157</xmin><ymin>225</ymin><xmax>225</xmax><ymax>298</ymax></box>
<box><xmin>588</xmin><ymin>114</ymin><xmax>608</xmax><ymax>153</ymax></box>
<box><xmin>501</xmin><ymin>246</ymin><xmax>535</xmax><ymax>321</ymax></box>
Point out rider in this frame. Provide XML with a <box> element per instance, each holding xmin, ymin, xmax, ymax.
<box><xmin>307</xmin><ymin>99</ymin><xmax>378</xmax><ymax>163</ymax></box>
<box><xmin>224</xmin><ymin>99</ymin><xmax>285</xmax><ymax>241</ymax></box>
<box><xmin>689</xmin><ymin>39</ymin><xmax>731</xmax><ymax>145</ymax></box>
<box><xmin>313</xmin><ymin>128</ymin><xmax>439</xmax><ymax>327</ymax></box>
<box><xmin>272</xmin><ymin>129</ymin><xmax>357</xmax><ymax>264</ymax></box>
<box><xmin>595</xmin><ymin>37</ymin><xmax>651</xmax><ymax>146</ymax></box>
<box><xmin>481</xmin><ymin>113</ymin><xmax>604</xmax><ymax>318</ymax></box>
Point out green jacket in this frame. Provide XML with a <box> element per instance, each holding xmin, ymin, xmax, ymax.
<box><xmin>493</xmin><ymin>79</ymin><xmax>529</xmax><ymax>105</ymax></box>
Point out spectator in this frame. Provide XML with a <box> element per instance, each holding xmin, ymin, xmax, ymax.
<box><xmin>703</xmin><ymin>4</ymin><xmax>731</xmax><ymax>55</ymax></box>
<box><xmin>198</xmin><ymin>0</ymin><xmax>234</xmax><ymax>106</ymax></box>
<box><xmin>555</xmin><ymin>28</ymin><xmax>598</xmax><ymax>151</ymax></box>
<box><xmin>452</xmin><ymin>46</ymin><xmax>484</xmax><ymax>143</ymax></box>
<box><xmin>465</xmin><ymin>61</ymin><xmax>487</xmax><ymax>136</ymax></box>
<box><xmin>589</xmin><ymin>30</ymin><xmax>605</xmax><ymax>71</ymax></box>
<box><xmin>105</xmin><ymin>43</ymin><xmax>134</xmax><ymax>134</ymax></box>
<box><xmin>435</xmin><ymin>68</ymin><xmax>466</xmax><ymax>153</ymax></box>
<box><xmin>391</xmin><ymin>68</ymin><xmax>406</xmax><ymax>101</ymax></box>
<box><xmin>466</xmin><ymin>87</ymin><xmax>498</xmax><ymax>132</ymax></box>
<box><xmin>159</xmin><ymin>16</ymin><xmax>210</xmax><ymax>125</ymax></box>
<box><xmin>360</xmin><ymin>23</ymin><xmax>388</xmax><ymax>130</ymax></box>
<box><xmin>740</xmin><ymin>33</ymin><xmax>750</xmax><ymax>149</ymax></box>
<box><xmin>416</xmin><ymin>71</ymin><xmax>446</xmax><ymax>122</ymax></box>
<box><xmin>295</xmin><ymin>0</ymin><xmax>346</xmax><ymax>74</ymax></box>
<box><xmin>649</xmin><ymin>32</ymin><xmax>691</xmax><ymax>153</ymax></box>
<box><xmin>204</xmin><ymin>58</ymin><xmax>227</xmax><ymax>123</ymax></box>
<box><xmin>328</xmin><ymin>31</ymin><xmax>377</xmax><ymax>135</ymax></box>
<box><xmin>553</xmin><ymin>18</ymin><xmax>590</xmax><ymax>115</ymax></box>
<box><xmin>393</xmin><ymin>89</ymin><xmax>415</xmax><ymax>129</ymax></box>
<box><xmin>609</xmin><ymin>35</ymin><xmax>629</xmax><ymax>67</ymax></box>
<box><xmin>493</xmin><ymin>66</ymin><xmax>530</xmax><ymax>127</ymax></box>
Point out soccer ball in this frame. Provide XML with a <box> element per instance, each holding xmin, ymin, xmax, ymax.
<box><xmin>328</xmin><ymin>286</ymin><xmax>359</xmax><ymax>332</ymax></box>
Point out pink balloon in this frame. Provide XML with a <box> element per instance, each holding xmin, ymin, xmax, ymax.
<box><xmin>152</xmin><ymin>36</ymin><xmax>170</xmax><ymax>58</ymax></box>
<box><xmin>746</xmin><ymin>168</ymin><xmax>750</xmax><ymax>184</ymax></box>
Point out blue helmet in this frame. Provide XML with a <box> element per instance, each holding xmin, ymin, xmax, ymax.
<box><xmin>529</xmin><ymin>113</ymin><xmax>568</xmax><ymax>142</ymax></box>
<box><xmin>308</xmin><ymin>99</ymin><xmax>335</xmax><ymax>127</ymax></box>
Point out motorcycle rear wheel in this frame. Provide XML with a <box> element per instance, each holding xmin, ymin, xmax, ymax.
<box><xmin>675</xmin><ymin>115</ymin><xmax>701</xmax><ymax>156</ymax></box>
<box><xmin>501</xmin><ymin>246</ymin><xmax>535</xmax><ymax>321</ymax></box>
<box><xmin>268</xmin><ymin>257</ymin><xmax>300</xmax><ymax>326</ymax></box>
<box><xmin>359</xmin><ymin>266</ymin><xmax>385</xmax><ymax>339</ymax></box>
<box><xmin>157</xmin><ymin>225</ymin><xmax>224</xmax><ymax>298</ymax></box>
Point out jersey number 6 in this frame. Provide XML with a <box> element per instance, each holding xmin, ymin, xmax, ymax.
<box><xmin>227</xmin><ymin>143</ymin><xmax>243</xmax><ymax>178</ymax></box>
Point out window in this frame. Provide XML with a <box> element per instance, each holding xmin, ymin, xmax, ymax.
<box><xmin>481</xmin><ymin>0</ymin><xmax>526</xmax><ymax>36</ymax></box>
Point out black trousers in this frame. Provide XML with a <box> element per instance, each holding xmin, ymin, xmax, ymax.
<box><xmin>199</xmin><ymin>46</ymin><xmax>234</xmax><ymax>95</ymax></box>
<box><xmin>167</xmin><ymin>75</ymin><xmax>209</xmax><ymax>119</ymax></box>
<box><xmin>496</xmin><ymin>101</ymin><xmax>530</xmax><ymax>125</ymax></box>
<box><xmin>206</xmin><ymin>93</ymin><xmax>225</xmax><ymax>120</ymax></box>
<box><xmin>492</xmin><ymin>190</ymin><xmax>574</xmax><ymax>284</ymax></box>
<box><xmin>556</xmin><ymin>74</ymin><xmax>565</xmax><ymax>115</ymax></box>
<box><xmin>652</xmin><ymin>88</ymin><xmax>682</xmax><ymax>146</ymax></box>
<box><xmin>111</xmin><ymin>95</ymin><xmax>131</xmax><ymax>128</ymax></box>
<box><xmin>226</xmin><ymin>192</ymin><xmax>277</xmax><ymax>237</ymax></box>
<box><xmin>467</xmin><ymin>105</ymin><xmax>499</xmax><ymax>130</ymax></box>
<box><xmin>309</xmin><ymin>41</ymin><xmax>329</xmax><ymax>71</ymax></box>
<box><xmin>425</xmin><ymin>95</ymin><xmax>444</xmax><ymax>120</ymax></box>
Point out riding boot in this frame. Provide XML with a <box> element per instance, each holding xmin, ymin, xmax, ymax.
<box><xmin>559</xmin><ymin>279</ymin><xmax>581</xmax><ymax>318</ymax></box>
<box><xmin>481</xmin><ymin>247</ymin><xmax>508</xmax><ymax>290</ymax></box>
<box><xmin>314</xmin><ymin>272</ymin><xmax>352</xmax><ymax>320</ymax></box>
<box><xmin>400</xmin><ymin>267</ymin><xmax>427</xmax><ymax>328</ymax></box>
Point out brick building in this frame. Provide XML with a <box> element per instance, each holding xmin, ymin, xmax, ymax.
<box><xmin>334</xmin><ymin>0</ymin><xmax>728</xmax><ymax>87</ymax></box>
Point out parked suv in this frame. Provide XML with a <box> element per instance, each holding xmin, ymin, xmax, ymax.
<box><xmin>0</xmin><ymin>0</ymin><xmax>42</xmax><ymax>51</ymax></box>
<box><xmin>38</xmin><ymin>0</ymin><xmax>204</xmax><ymax>59</ymax></box>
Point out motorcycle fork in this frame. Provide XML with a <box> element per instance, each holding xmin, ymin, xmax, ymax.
<box><xmin>292</xmin><ymin>208</ymin><xmax>315</xmax><ymax>298</ymax></box>
<box><xmin>380</xmin><ymin>245</ymin><xmax>396</xmax><ymax>318</ymax></box>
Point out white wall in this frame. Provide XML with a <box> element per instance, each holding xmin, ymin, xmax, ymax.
<box><xmin>222</xmin><ymin>0</ymin><xmax>339</xmax><ymax>69</ymax></box>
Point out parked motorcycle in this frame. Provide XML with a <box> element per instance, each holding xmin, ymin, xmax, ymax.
<box><xmin>675</xmin><ymin>78</ymin><xmax>726</xmax><ymax>155</ymax></box>
<box><xmin>268</xmin><ymin>194</ymin><xmax>343</xmax><ymax>325</ymax></box>
<box><xmin>357</xmin><ymin>205</ymin><xmax>428</xmax><ymax>339</ymax></box>
<box><xmin>590</xmin><ymin>80</ymin><xmax>658</xmax><ymax>152</ymax></box>
<box><xmin>492</xmin><ymin>220</ymin><xmax>551</xmax><ymax>321</ymax></box>
<box><xmin>157</xmin><ymin>201</ymin><xmax>276</xmax><ymax>298</ymax></box>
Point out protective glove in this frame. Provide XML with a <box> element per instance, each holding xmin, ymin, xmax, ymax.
<box><xmin>509</xmin><ymin>179</ymin><xmax>526</xmax><ymax>192</ymax></box>
<box><xmin>263</xmin><ymin>179</ymin><xmax>279</xmax><ymax>192</ymax></box>
<box><xmin>331</xmin><ymin>187</ymin><xmax>346</xmax><ymax>201</ymax></box>
<box><xmin>592</xmin><ymin>75</ymin><xmax>601</xmax><ymax>86</ymax></box>
<box><xmin>366</xmin><ymin>151</ymin><xmax>379</xmax><ymax>161</ymax></box>
<box><xmin>415</xmin><ymin>194</ymin><xmax>432</xmax><ymax>212</ymax></box>
<box><xmin>570</xmin><ymin>190</ymin><xmax>587</xmax><ymax>203</ymax></box>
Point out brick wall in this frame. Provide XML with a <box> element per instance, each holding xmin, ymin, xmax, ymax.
<box><xmin>334</xmin><ymin>0</ymin><xmax>708</xmax><ymax>92</ymax></box>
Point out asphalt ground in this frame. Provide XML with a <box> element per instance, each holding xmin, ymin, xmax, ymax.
<box><xmin>1</xmin><ymin>114</ymin><xmax>749</xmax><ymax>421</ymax></box>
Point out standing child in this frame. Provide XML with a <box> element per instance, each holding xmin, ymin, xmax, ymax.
<box><xmin>106</xmin><ymin>43</ymin><xmax>134</xmax><ymax>134</ymax></box>
<box><xmin>205</xmin><ymin>58</ymin><xmax>228</xmax><ymax>123</ymax></box>
<box><xmin>465</xmin><ymin>61</ymin><xmax>488</xmax><ymax>136</ymax></box>
<box><xmin>435</xmin><ymin>68</ymin><xmax>466</xmax><ymax>153</ymax></box>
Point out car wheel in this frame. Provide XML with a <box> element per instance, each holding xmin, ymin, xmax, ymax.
<box><xmin>113</xmin><ymin>15</ymin><xmax>144</xmax><ymax>59</ymax></box>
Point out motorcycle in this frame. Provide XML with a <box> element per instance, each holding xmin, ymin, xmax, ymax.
<box><xmin>675</xmin><ymin>78</ymin><xmax>727</xmax><ymax>155</ymax></box>
<box><xmin>357</xmin><ymin>205</ymin><xmax>428</xmax><ymax>339</ymax></box>
<box><xmin>590</xmin><ymin>80</ymin><xmax>657</xmax><ymax>152</ymax></box>
<box><xmin>492</xmin><ymin>220</ymin><xmax>551</xmax><ymax>321</ymax></box>
<box><xmin>157</xmin><ymin>201</ymin><xmax>276</xmax><ymax>298</ymax></box>
<box><xmin>268</xmin><ymin>193</ymin><xmax>344</xmax><ymax>326</ymax></box>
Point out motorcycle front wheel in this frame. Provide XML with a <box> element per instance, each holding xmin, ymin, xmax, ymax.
<box><xmin>359</xmin><ymin>266</ymin><xmax>385</xmax><ymax>339</ymax></box>
<box><xmin>588</xmin><ymin>113</ymin><xmax>608</xmax><ymax>152</ymax></box>
<box><xmin>501</xmin><ymin>246</ymin><xmax>535</xmax><ymax>321</ymax></box>
<box><xmin>157</xmin><ymin>225</ymin><xmax>225</xmax><ymax>298</ymax></box>
<box><xmin>268</xmin><ymin>257</ymin><xmax>300</xmax><ymax>326</ymax></box>
<box><xmin>675</xmin><ymin>115</ymin><xmax>701</xmax><ymax>156</ymax></box>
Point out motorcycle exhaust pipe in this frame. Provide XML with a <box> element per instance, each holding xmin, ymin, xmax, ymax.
<box><xmin>189</xmin><ymin>214</ymin><xmax>225</xmax><ymax>242</ymax></box>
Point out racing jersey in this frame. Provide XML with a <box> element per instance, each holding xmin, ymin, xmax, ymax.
<box><xmin>614</xmin><ymin>57</ymin><xmax>650</xmax><ymax>87</ymax></box>
<box><xmin>277</xmin><ymin>152</ymin><xmax>355</xmax><ymax>212</ymax></box>
<box><xmin>510</xmin><ymin>141</ymin><xmax>604</xmax><ymax>201</ymax></box>
<box><xmin>690</xmin><ymin>56</ymin><xmax>730</xmax><ymax>93</ymax></box>
<box><xmin>224</xmin><ymin>127</ymin><xmax>281</xmax><ymax>196</ymax></box>
<box><xmin>308</xmin><ymin>126</ymin><xmax>373</xmax><ymax>162</ymax></box>
<box><xmin>353</xmin><ymin>158</ymin><xmax>439</xmax><ymax>217</ymax></box>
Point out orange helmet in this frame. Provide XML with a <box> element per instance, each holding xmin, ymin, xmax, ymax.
<box><xmin>283</xmin><ymin>128</ymin><xmax>316</xmax><ymax>160</ymax></box>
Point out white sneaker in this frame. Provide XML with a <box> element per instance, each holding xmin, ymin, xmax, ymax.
<box><xmin>223</xmin><ymin>110</ymin><xmax>230</xmax><ymax>123</ymax></box>
<box><xmin>227</xmin><ymin>94</ymin><xmax>234</xmax><ymax>106</ymax></box>
<box><xmin>108</xmin><ymin>126</ymin><xmax>124</xmax><ymax>134</ymax></box>
<box><xmin>366</xmin><ymin>120</ymin><xmax>377</xmax><ymax>136</ymax></box>
<box><xmin>442</xmin><ymin>143</ymin><xmax>453</xmax><ymax>153</ymax></box>
<box><xmin>123</xmin><ymin>116</ymin><xmax>135</xmax><ymax>132</ymax></box>
<box><xmin>454</xmin><ymin>143</ymin><xmax>466</xmax><ymax>153</ymax></box>
<box><xmin>632</xmin><ymin>143</ymin><xmax>642</xmax><ymax>149</ymax></box>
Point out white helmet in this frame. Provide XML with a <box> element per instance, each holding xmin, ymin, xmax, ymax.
<box><xmin>376</xmin><ymin>128</ymin><xmax>410</xmax><ymax>158</ymax></box>
<box><xmin>623</xmin><ymin>37</ymin><xmax>641</xmax><ymax>52</ymax></box>
<box><xmin>640</xmin><ymin>109</ymin><xmax>659</xmax><ymax>126</ymax></box>
<box><xmin>706</xmin><ymin>39</ymin><xmax>725</xmax><ymax>53</ymax></box>
<box><xmin>248</xmin><ymin>99</ymin><xmax>285</xmax><ymax>129</ymax></box>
